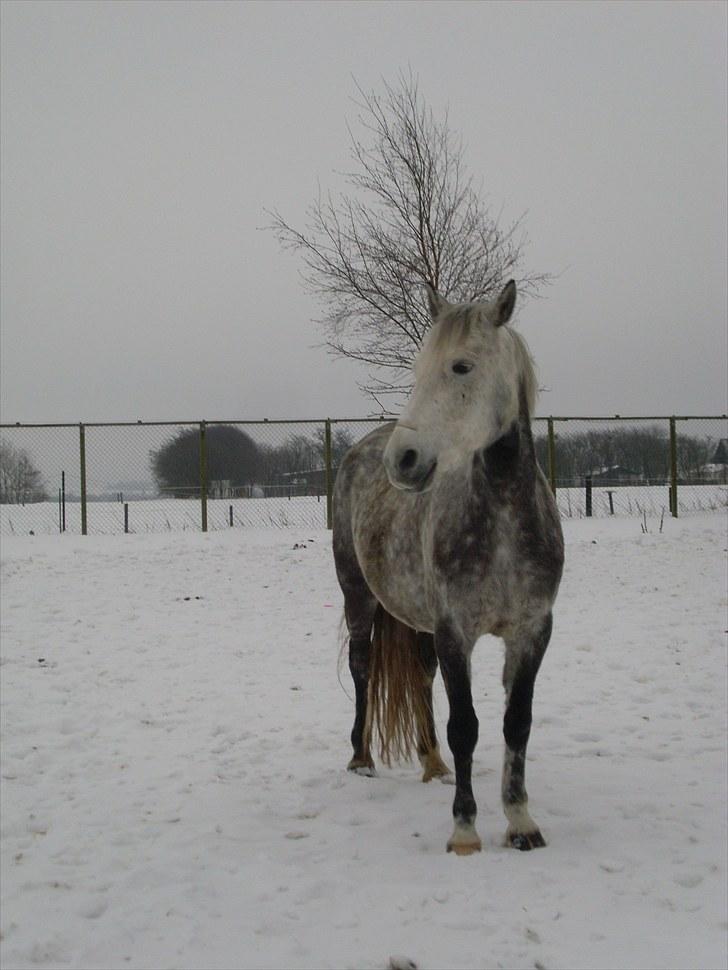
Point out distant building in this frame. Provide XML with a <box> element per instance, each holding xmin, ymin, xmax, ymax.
<box><xmin>702</xmin><ymin>439</ymin><xmax>728</xmax><ymax>482</ymax></box>
<box><xmin>710</xmin><ymin>439</ymin><xmax>728</xmax><ymax>465</ymax></box>
<box><xmin>588</xmin><ymin>465</ymin><xmax>644</xmax><ymax>485</ymax></box>
<box><xmin>209</xmin><ymin>479</ymin><xmax>233</xmax><ymax>499</ymax></box>
<box><xmin>279</xmin><ymin>467</ymin><xmax>331</xmax><ymax>493</ymax></box>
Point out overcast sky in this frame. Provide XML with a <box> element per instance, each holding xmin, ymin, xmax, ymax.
<box><xmin>1</xmin><ymin>0</ymin><xmax>726</xmax><ymax>423</ymax></box>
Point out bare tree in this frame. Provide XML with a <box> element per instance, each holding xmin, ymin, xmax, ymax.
<box><xmin>0</xmin><ymin>439</ymin><xmax>47</xmax><ymax>504</ymax></box>
<box><xmin>269</xmin><ymin>73</ymin><xmax>549</xmax><ymax>409</ymax></box>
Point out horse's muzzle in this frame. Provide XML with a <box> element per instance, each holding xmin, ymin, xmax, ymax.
<box><xmin>383</xmin><ymin>429</ymin><xmax>437</xmax><ymax>492</ymax></box>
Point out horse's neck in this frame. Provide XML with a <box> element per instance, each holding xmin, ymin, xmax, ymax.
<box><xmin>476</xmin><ymin>397</ymin><xmax>536</xmax><ymax>488</ymax></box>
<box><xmin>483</xmin><ymin>422</ymin><xmax>533</xmax><ymax>471</ymax></box>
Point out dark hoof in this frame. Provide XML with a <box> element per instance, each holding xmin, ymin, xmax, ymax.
<box><xmin>347</xmin><ymin>757</ymin><xmax>376</xmax><ymax>777</ymax></box>
<box><xmin>508</xmin><ymin>830</ymin><xmax>546</xmax><ymax>851</ymax></box>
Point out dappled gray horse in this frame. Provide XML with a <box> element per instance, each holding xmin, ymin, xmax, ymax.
<box><xmin>333</xmin><ymin>281</ymin><xmax>564</xmax><ymax>854</ymax></box>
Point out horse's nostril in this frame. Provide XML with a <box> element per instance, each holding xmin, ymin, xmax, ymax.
<box><xmin>399</xmin><ymin>449</ymin><xmax>418</xmax><ymax>473</ymax></box>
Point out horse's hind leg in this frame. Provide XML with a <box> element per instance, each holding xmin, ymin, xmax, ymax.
<box><xmin>415</xmin><ymin>633</ymin><xmax>452</xmax><ymax>783</ymax></box>
<box><xmin>501</xmin><ymin>614</ymin><xmax>553</xmax><ymax>850</ymax></box>
<box><xmin>344</xmin><ymin>590</ymin><xmax>378</xmax><ymax>776</ymax></box>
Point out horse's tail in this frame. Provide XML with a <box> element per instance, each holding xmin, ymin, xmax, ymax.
<box><xmin>365</xmin><ymin>604</ymin><xmax>430</xmax><ymax>767</ymax></box>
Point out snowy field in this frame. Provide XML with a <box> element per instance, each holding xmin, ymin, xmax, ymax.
<box><xmin>2</xmin><ymin>483</ymin><xmax>727</xmax><ymax>536</ymax></box>
<box><xmin>1</xmin><ymin>514</ymin><xmax>726</xmax><ymax>970</ymax></box>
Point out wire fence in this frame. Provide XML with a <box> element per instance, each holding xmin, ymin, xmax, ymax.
<box><xmin>1</xmin><ymin>416</ymin><xmax>726</xmax><ymax>536</ymax></box>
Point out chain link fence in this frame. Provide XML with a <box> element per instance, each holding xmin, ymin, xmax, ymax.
<box><xmin>1</xmin><ymin>416</ymin><xmax>725</xmax><ymax>536</ymax></box>
<box><xmin>533</xmin><ymin>416</ymin><xmax>728</xmax><ymax>519</ymax></box>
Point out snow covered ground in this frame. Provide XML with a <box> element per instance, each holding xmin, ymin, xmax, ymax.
<box><xmin>1</xmin><ymin>513</ymin><xmax>726</xmax><ymax>969</ymax></box>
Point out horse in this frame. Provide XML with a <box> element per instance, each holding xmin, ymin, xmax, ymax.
<box><xmin>332</xmin><ymin>280</ymin><xmax>564</xmax><ymax>855</ymax></box>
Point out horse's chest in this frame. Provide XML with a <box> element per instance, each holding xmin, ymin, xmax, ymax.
<box><xmin>428</xmin><ymin>514</ymin><xmax>526</xmax><ymax>628</ymax></box>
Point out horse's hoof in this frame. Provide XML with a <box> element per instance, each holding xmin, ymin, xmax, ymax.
<box><xmin>350</xmin><ymin>765</ymin><xmax>377</xmax><ymax>777</ymax></box>
<box><xmin>447</xmin><ymin>838</ymin><xmax>482</xmax><ymax>856</ymax></box>
<box><xmin>447</xmin><ymin>824</ymin><xmax>482</xmax><ymax>855</ymax></box>
<box><xmin>420</xmin><ymin>750</ymin><xmax>453</xmax><ymax>784</ymax></box>
<box><xmin>507</xmin><ymin>829</ymin><xmax>546</xmax><ymax>850</ymax></box>
<box><xmin>347</xmin><ymin>758</ymin><xmax>376</xmax><ymax>777</ymax></box>
<box><xmin>421</xmin><ymin>766</ymin><xmax>454</xmax><ymax>784</ymax></box>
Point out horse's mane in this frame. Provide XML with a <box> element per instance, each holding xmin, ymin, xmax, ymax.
<box><xmin>508</xmin><ymin>328</ymin><xmax>538</xmax><ymax>417</ymax></box>
<box><xmin>430</xmin><ymin>303</ymin><xmax>538</xmax><ymax>417</ymax></box>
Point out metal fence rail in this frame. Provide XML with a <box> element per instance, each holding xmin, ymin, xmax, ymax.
<box><xmin>1</xmin><ymin>415</ymin><xmax>725</xmax><ymax>536</ymax></box>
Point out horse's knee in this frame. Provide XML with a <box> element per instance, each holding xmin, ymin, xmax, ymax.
<box><xmin>502</xmin><ymin>619</ymin><xmax>552</xmax><ymax>750</ymax></box>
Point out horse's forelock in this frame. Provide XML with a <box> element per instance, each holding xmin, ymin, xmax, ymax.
<box><xmin>429</xmin><ymin>304</ymin><xmax>480</xmax><ymax>358</ymax></box>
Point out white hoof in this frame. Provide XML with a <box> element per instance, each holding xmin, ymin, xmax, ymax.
<box><xmin>446</xmin><ymin>823</ymin><xmax>482</xmax><ymax>856</ymax></box>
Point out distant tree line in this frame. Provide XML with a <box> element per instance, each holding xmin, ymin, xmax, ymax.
<box><xmin>534</xmin><ymin>425</ymin><xmax>720</xmax><ymax>484</ymax></box>
<box><xmin>149</xmin><ymin>424</ymin><xmax>722</xmax><ymax>496</ymax></box>
<box><xmin>150</xmin><ymin>425</ymin><xmax>355</xmax><ymax>496</ymax></box>
<box><xmin>0</xmin><ymin>425</ymin><xmax>722</xmax><ymax>506</ymax></box>
<box><xmin>0</xmin><ymin>439</ymin><xmax>47</xmax><ymax>504</ymax></box>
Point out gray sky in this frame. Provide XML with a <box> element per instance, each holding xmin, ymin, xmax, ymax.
<box><xmin>1</xmin><ymin>0</ymin><xmax>726</xmax><ymax>423</ymax></box>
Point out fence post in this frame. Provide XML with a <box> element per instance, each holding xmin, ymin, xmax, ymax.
<box><xmin>669</xmin><ymin>416</ymin><xmax>678</xmax><ymax>517</ymax></box>
<box><xmin>79</xmin><ymin>423</ymin><xmax>87</xmax><ymax>536</ymax></box>
<box><xmin>200</xmin><ymin>421</ymin><xmax>208</xmax><ymax>533</ymax></box>
<box><xmin>585</xmin><ymin>475</ymin><xmax>593</xmax><ymax>517</ymax></box>
<box><xmin>547</xmin><ymin>417</ymin><xmax>556</xmax><ymax>495</ymax></box>
<box><xmin>324</xmin><ymin>418</ymin><xmax>333</xmax><ymax>530</ymax></box>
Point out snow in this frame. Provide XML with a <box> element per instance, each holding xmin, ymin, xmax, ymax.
<box><xmin>1</xmin><ymin>513</ymin><xmax>726</xmax><ymax>970</ymax></box>
<box><xmin>2</xmin><ymin>482</ymin><xmax>726</xmax><ymax>537</ymax></box>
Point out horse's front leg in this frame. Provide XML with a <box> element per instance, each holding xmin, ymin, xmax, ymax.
<box><xmin>435</xmin><ymin>620</ymin><xmax>480</xmax><ymax>855</ymax></box>
<box><xmin>501</xmin><ymin>613</ymin><xmax>553</xmax><ymax>850</ymax></box>
<box><xmin>415</xmin><ymin>633</ymin><xmax>452</xmax><ymax>783</ymax></box>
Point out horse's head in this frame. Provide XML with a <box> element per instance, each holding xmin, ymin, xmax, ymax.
<box><xmin>383</xmin><ymin>280</ymin><xmax>536</xmax><ymax>492</ymax></box>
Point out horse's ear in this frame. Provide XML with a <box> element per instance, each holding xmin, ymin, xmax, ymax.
<box><xmin>425</xmin><ymin>284</ymin><xmax>447</xmax><ymax>320</ymax></box>
<box><xmin>494</xmin><ymin>279</ymin><xmax>517</xmax><ymax>327</ymax></box>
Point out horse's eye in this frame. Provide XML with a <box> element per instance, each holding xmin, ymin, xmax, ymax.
<box><xmin>452</xmin><ymin>361</ymin><xmax>473</xmax><ymax>375</ymax></box>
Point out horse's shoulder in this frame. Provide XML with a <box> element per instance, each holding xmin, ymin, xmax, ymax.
<box><xmin>339</xmin><ymin>423</ymin><xmax>394</xmax><ymax>472</ymax></box>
